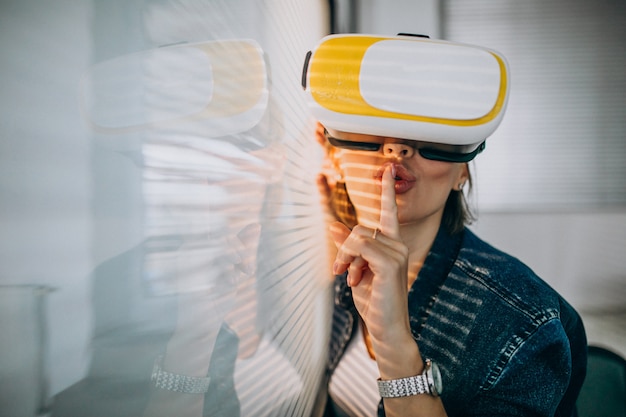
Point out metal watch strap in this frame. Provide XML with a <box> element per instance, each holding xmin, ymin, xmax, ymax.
<box><xmin>377</xmin><ymin>373</ymin><xmax>430</xmax><ymax>398</ymax></box>
<box><xmin>151</xmin><ymin>356</ymin><xmax>211</xmax><ymax>394</ymax></box>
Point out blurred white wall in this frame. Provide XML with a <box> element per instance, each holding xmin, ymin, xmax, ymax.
<box><xmin>356</xmin><ymin>0</ymin><xmax>441</xmax><ymax>37</ymax></box>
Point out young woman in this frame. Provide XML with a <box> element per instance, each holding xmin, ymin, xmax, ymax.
<box><xmin>316</xmin><ymin>125</ymin><xmax>587</xmax><ymax>417</ymax></box>
<box><xmin>304</xmin><ymin>33</ymin><xmax>587</xmax><ymax>417</ymax></box>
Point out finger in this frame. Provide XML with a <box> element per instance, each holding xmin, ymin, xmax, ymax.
<box><xmin>379</xmin><ymin>164</ymin><xmax>400</xmax><ymax>239</ymax></box>
<box><xmin>329</xmin><ymin>221</ymin><xmax>351</xmax><ymax>247</ymax></box>
<box><xmin>347</xmin><ymin>256</ymin><xmax>368</xmax><ymax>287</ymax></box>
<box><xmin>329</xmin><ymin>221</ymin><xmax>352</xmax><ymax>274</ymax></box>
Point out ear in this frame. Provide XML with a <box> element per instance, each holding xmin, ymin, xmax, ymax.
<box><xmin>454</xmin><ymin>163</ymin><xmax>470</xmax><ymax>191</ymax></box>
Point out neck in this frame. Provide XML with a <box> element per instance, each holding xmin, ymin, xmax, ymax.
<box><xmin>400</xmin><ymin>215</ymin><xmax>442</xmax><ymax>287</ymax></box>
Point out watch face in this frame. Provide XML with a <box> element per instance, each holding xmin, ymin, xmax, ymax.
<box><xmin>430</xmin><ymin>361</ymin><xmax>443</xmax><ymax>395</ymax></box>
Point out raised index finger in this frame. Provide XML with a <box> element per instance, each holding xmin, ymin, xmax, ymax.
<box><xmin>379</xmin><ymin>164</ymin><xmax>400</xmax><ymax>240</ymax></box>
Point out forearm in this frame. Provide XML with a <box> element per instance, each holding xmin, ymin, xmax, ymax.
<box><xmin>373</xmin><ymin>333</ymin><xmax>448</xmax><ymax>417</ymax></box>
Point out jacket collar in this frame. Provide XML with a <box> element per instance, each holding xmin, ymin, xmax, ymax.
<box><xmin>408</xmin><ymin>226</ymin><xmax>465</xmax><ymax>336</ymax></box>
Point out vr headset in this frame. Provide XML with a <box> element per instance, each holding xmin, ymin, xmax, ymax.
<box><xmin>81</xmin><ymin>39</ymin><xmax>269</xmax><ymax>139</ymax></box>
<box><xmin>301</xmin><ymin>34</ymin><xmax>510</xmax><ymax>162</ymax></box>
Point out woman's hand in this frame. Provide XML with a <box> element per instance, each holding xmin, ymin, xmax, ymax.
<box><xmin>329</xmin><ymin>164</ymin><xmax>448</xmax><ymax>417</ymax></box>
<box><xmin>329</xmin><ymin>165</ymin><xmax>413</xmax><ymax>358</ymax></box>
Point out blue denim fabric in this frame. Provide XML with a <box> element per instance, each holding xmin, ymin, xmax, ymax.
<box><xmin>326</xmin><ymin>227</ymin><xmax>587</xmax><ymax>417</ymax></box>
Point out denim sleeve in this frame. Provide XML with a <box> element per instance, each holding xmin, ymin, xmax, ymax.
<box><xmin>467</xmin><ymin>319</ymin><xmax>575</xmax><ymax>417</ymax></box>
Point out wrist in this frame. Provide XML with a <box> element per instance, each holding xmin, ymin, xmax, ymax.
<box><xmin>373</xmin><ymin>332</ymin><xmax>423</xmax><ymax>380</ymax></box>
<box><xmin>378</xmin><ymin>359</ymin><xmax>443</xmax><ymax>398</ymax></box>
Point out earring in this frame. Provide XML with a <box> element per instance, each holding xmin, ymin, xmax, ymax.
<box><xmin>457</xmin><ymin>182</ymin><xmax>465</xmax><ymax>191</ymax></box>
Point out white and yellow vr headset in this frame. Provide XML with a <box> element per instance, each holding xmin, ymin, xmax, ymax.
<box><xmin>302</xmin><ymin>34</ymin><xmax>510</xmax><ymax>162</ymax></box>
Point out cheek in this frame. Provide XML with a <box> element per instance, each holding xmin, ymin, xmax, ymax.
<box><xmin>338</xmin><ymin>154</ymin><xmax>383</xmax><ymax>214</ymax></box>
<box><xmin>405</xmin><ymin>161</ymin><xmax>461</xmax><ymax>213</ymax></box>
<box><xmin>338</xmin><ymin>153</ymin><xmax>381</xmax><ymax>186</ymax></box>
<box><xmin>422</xmin><ymin>160</ymin><xmax>462</xmax><ymax>188</ymax></box>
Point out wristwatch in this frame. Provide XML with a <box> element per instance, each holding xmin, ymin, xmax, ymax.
<box><xmin>151</xmin><ymin>355</ymin><xmax>211</xmax><ymax>394</ymax></box>
<box><xmin>377</xmin><ymin>359</ymin><xmax>443</xmax><ymax>398</ymax></box>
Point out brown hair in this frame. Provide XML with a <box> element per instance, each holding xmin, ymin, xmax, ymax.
<box><xmin>441</xmin><ymin>169</ymin><xmax>475</xmax><ymax>235</ymax></box>
<box><xmin>330</xmin><ymin>180</ymin><xmax>358</xmax><ymax>229</ymax></box>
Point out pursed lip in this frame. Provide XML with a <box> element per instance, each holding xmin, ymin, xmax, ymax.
<box><xmin>374</xmin><ymin>163</ymin><xmax>416</xmax><ymax>195</ymax></box>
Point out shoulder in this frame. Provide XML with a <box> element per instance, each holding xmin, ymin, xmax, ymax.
<box><xmin>455</xmin><ymin>228</ymin><xmax>570</xmax><ymax>323</ymax></box>
<box><xmin>448</xmin><ymin>228</ymin><xmax>586</xmax><ymax>384</ymax></box>
<box><xmin>418</xmin><ymin>229</ymin><xmax>587</xmax><ymax>414</ymax></box>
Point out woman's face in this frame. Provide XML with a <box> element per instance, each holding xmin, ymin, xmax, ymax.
<box><xmin>331</xmin><ymin>130</ymin><xmax>469</xmax><ymax>229</ymax></box>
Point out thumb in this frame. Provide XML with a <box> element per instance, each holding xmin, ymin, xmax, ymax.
<box><xmin>328</xmin><ymin>221</ymin><xmax>351</xmax><ymax>249</ymax></box>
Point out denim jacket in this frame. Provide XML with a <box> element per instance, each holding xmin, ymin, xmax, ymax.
<box><xmin>326</xmin><ymin>227</ymin><xmax>587</xmax><ymax>417</ymax></box>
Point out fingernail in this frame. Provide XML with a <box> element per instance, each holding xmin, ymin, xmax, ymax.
<box><xmin>333</xmin><ymin>262</ymin><xmax>339</xmax><ymax>274</ymax></box>
<box><xmin>390</xmin><ymin>164</ymin><xmax>396</xmax><ymax>179</ymax></box>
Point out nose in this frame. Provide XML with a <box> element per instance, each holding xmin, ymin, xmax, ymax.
<box><xmin>383</xmin><ymin>142</ymin><xmax>415</xmax><ymax>159</ymax></box>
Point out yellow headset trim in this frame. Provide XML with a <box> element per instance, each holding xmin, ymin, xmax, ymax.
<box><xmin>308</xmin><ymin>36</ymin><xmax>508</xmax><ymax>127</ymax></box>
